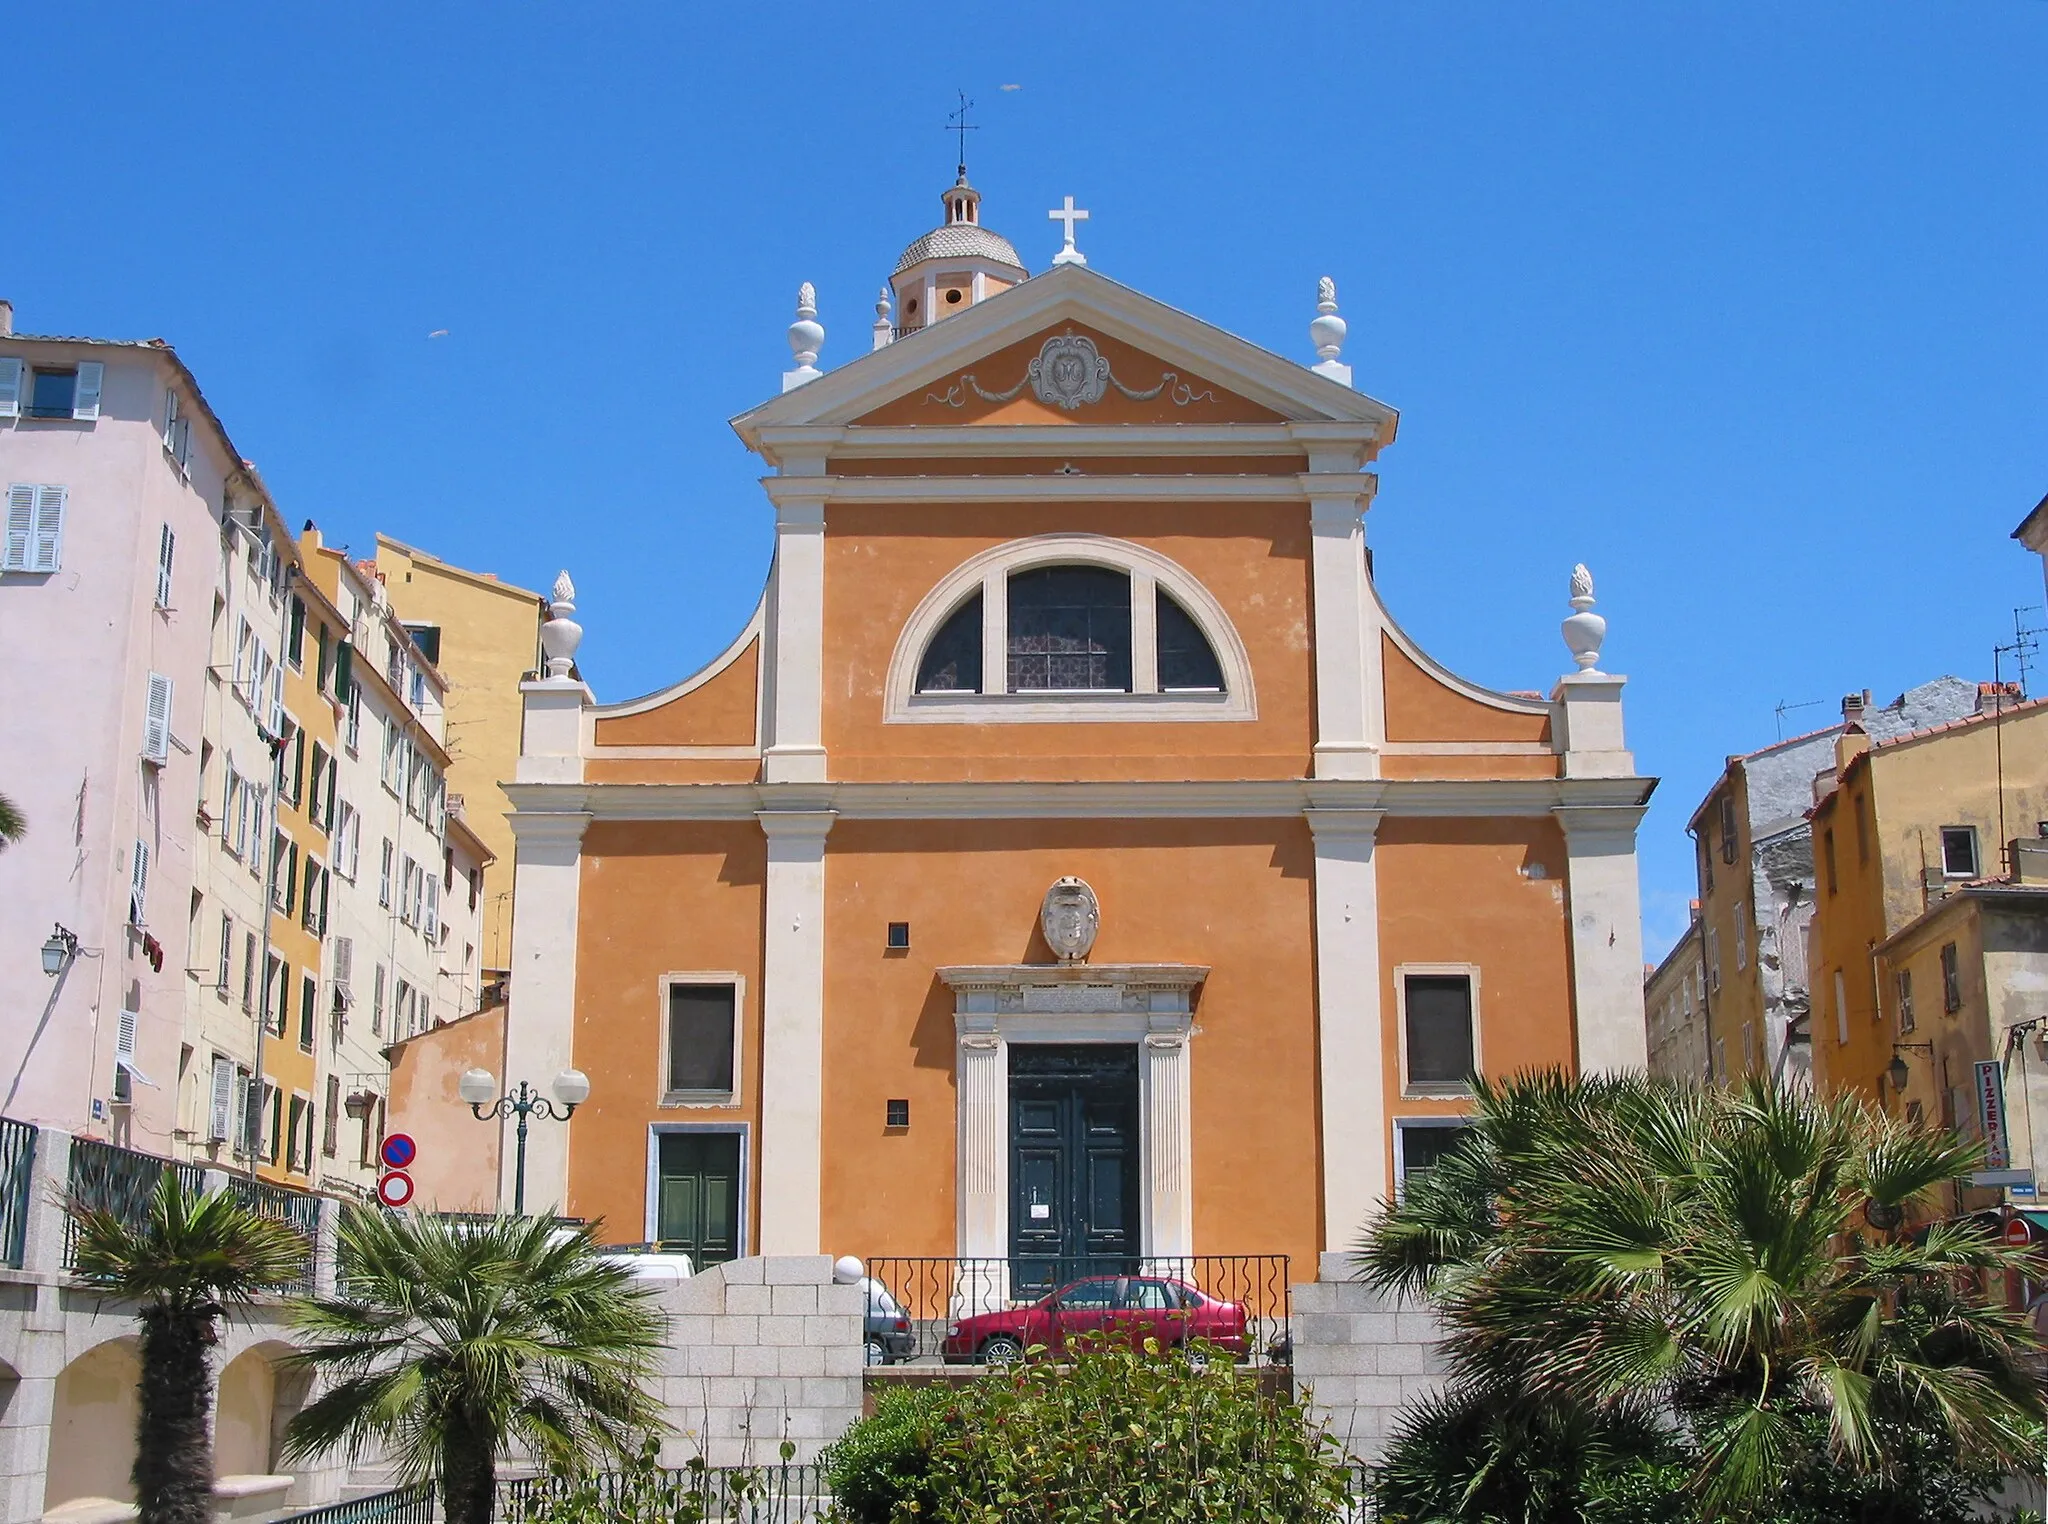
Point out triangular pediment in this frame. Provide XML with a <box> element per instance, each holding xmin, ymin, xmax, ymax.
<box><xmin>731</xmin><ymin>263</ymin><xmax>1395</xmax><ymax>444</ymax></box>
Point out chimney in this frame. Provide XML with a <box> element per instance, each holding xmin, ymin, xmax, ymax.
<box><xmin>0</xmin><ymin>300</ymin><xmax>13</xmax><ymax>337</ymax></box>
<box><xmin>2011</xmin><ymin>839</ymin><xmax>2048</xmax><ymax>887</ymax></box>
<box><xmin>1841</xmin><ymin>691</ymin><xmax>1868</xmax><ymax>724</ymax></box>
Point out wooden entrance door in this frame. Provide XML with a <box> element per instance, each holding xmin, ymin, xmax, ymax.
<box><xmin>655</xmin><ymin>1131</ymin><xmax>741</xmax><ymax>1266</ymax></box>
<box><xmin>1010</xmin><ymin>1045</ymin><xmax>1140</xmax><ymax>1297</ymax></box>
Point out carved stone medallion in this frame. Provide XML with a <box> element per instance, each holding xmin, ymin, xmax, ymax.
<box><xmin>1028</xmin><ymin>334</ymin><xmax>1110</xmax><ymax>411</ymax></box>
<box><xmin>1040</xmin><ymin>876</ymin><xmax>1101</xmax><ymax>963</ymax></box>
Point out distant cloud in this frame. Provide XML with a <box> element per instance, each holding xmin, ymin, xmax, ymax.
<box><xmin>427</xmin><ymin>329</ymin><xmax>450</xmax><ymax>339</ymax></box>
<box><xmin>1000</xmin><ymin>83</ymin><xmax>1022</xmax><ymax>91</ymax></box>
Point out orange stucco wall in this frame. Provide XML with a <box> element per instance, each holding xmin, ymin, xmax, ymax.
<box><xmin>593</xmin><ymin>638</ymin><xmax>760</xmax><ymax>748</ymax></box>
<box><xmin>1382</xmin><ymin>635</ymin><xmax>1551</xmax><ymax>745</ymax></box>
<box><xmin>568</xmin><ymin>821</ymin><xmax>767</xmax><ymax>1245</ymax></box>
<box><xmin>814</xmin><ymin>819</ymin><xmax>1323</xmax><ymax>1266</ymax></box>
<box><xmin>1377</xmin><ymin>816</ymin><xmax>1577</xmax><ymax>1118</ymax></box>
<box><xmin>854</xmin><ymin>324</ymin><xmax>1285</xmax><ymax>428</ymax></box>
<box><xmin>386</xmin><ymin>1006</ymin><xmax>505</xmax><ymax>1213</ymax></box>
<box><xmin>822</xmin><ymin>501</ymin><xmax>1314</xmax><ymax>781</ymax></box>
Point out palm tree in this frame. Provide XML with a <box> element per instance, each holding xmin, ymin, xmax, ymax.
<box><xmin>0</xmin><ymin>791</ymin><xmax>23</xmax><ymax>850</ymax></box>
<box><xmin>67</xmin><ymin>1174</ymin><xmax>313</xmax><ymax>1524</ymax></box>
<box><xmin>281</xmin><ymin>1210</ymin><xmax>666</xmax><ymax>1524</ymax></box>
<box><xmin>1358</xmin><ymin>1072</ymin><xmax>2046</xmax><ymax>1520</ymax></box>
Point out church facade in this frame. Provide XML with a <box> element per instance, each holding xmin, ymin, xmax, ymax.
<box><xmin>497</xmin><ymin>178</ymin><xmax>1654</xmax><ymax>1273</ymax></box>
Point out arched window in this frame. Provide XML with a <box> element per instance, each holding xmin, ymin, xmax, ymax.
<box><xmin>1006</xmin><ymin>566</ymin><xmax>1131</xmax><ymax>692</ymax></box>
<box><xmin>916</xmin><ymin>593</ymin><xmax>983</xmax><ymax>693</ymax></box>
<box><xmin>894</xmin><ymin>536</ymin><xmax>1255</xmax><ymax>722</ymax></box>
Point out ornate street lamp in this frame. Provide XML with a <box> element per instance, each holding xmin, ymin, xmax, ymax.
<box><xmin>40</xmin><ymin>925</ymin><xmax>78</xmax><ymax>977</ymax></box>
<box><xmin>458</xmin><ymin>1067</ymin><xmax>590</xmax><ymax>1217</ymax></box>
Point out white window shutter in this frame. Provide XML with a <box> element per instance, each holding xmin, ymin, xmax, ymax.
<box><xmin>129</xmin><ymin>840</ymin><xmax>150</xmax><ymax>925</ymax></box>
<box><xmin>209</xmin><ymin>1055</ymin><xmax>234</xmax><ymax>1141</ymax></box>
<box><xmin>267</xmin><ymin>660</ymin><xmax>285</xmax><ymax>735</ymax></box>
<box><xmin>162</xmin><ymin>390</ymin><xmax>177</xmax><ymax>450</ymax></box>
<box><xmin>116</xmin><ymin>1008</ymin><xmax>138</xmax><ymax>1064</ymax></box>
<box><xmin>143</xmin><ymin>673</ymin><xmax>173</xmax><ymax>763</ymax></box>
<box><xmin>30</xmin><ymin>486</ymin><xmax>65</xmax><ymax>573</ymax></box>
<box><xmin>155</xmin><ymin>525</ymin><xmax>176</xmax><ymax>608</ymax></box>
<box><xmin>0</xmin><ymin>359</ymin><xmax>20</xmax><ymax>417</ymax></box>
<box><xmin>3</xmin><ymin>484</ymin><xmax>32</xmax><ymax>571</ymax></box>
<box><xmin>72</xmin><ymin>362</ymin><xmax>103</xmax><ymax>421</ymax></box>
<box><xmin>333</xmin><ymin>935</ymin><xmax>353</xmax><ymax>989</ymax></box>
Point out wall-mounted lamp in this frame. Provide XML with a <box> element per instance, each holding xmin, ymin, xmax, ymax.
<box><xmin>41</xmin><ymin>924</ymin><xmax>78</xmax><ymax>978</ymax></box>
<box><xmin>1888</xmin><ymin>1041</ymin><xmax>1934</xmax><ymax>1094</ymax></box>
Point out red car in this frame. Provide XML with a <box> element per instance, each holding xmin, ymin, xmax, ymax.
<box><xmin>941</xmin><ymin>1274</ymin><xmax>1249</xmax><ymax>1363</ymax></box>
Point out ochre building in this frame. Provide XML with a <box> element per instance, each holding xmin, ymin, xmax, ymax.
<box><xmin>493</xmin><ymin>179</ymin><xmax>1656</xmax><ymax>1274</ymax></box>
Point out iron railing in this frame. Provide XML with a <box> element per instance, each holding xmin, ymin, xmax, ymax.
<box><xmin>0</xmin><ymin>1117</ymin><xmax>37</xmax><ymax>1268</ymax></box>
<box><xmin>277</xmin><ymin>1484</ymin><xmax>436</xmax><ymax>1524</ymax></box>
<box><xmin>63</xmin><ymin>1138</ymin><xmax>205</xmax><ymax>1268</ymax></box>
<box><xmin>501</xmin><ymin>1464</ymin><xmax>830</xmax><ymax>1523</ymax></box>
<box><xmin>860</xmin><ymin>1254</ymin><xmax>1292</xmax><ymax>1366</ymax></box>
<box><xmin>226</xmin><ymin>1174</ymin><xmax>322</xmax><ymax>1293</ymax></box>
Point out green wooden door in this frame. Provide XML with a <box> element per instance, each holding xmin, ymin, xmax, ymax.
<box><xmin>655</xmin><ymin>1131</ymin><xmax>741</xmax><ymax>1266</ymax></box>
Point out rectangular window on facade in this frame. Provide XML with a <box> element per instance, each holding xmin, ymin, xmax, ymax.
<box><xmin>323</xmin><ymin>1075</ymin><xmax>341</xmax><ymax>1157</ymax></box>
<box><xmin>1707</xmin><ymin>929</ymin><xmax>1721</xmax><ymax>992</ymax></box>
<box><xmin>1742</xmin><ymin>1022</ymin><xmax>1756</xmax><ymax>1071</ymax></box>
<box><xmin>264</xmin><ymin>955</ymin><xmax>287</xmax><ymax>1037</ymax></box>
<box><xmin>286</xmin><ymin>596</ymin><xmax>306</xmax><ymax>670</ymax></box>
<box><xmin>263</xmin><ymin>1084</ymin><xmax>281</xmax><ymax>1164</ymax></box>
<box><xmin>286</xmin><ymin>1095</ymin><xmax>310</xmax><ymax>1174</ymax></box>
<box><xmin>1699</xmin><ymin>832</ymin><xmax>1713</xmax><ymax>892</ymax></box>
<box><xmin>1897</xmin><ymin>969</ymin><xmax>1915</xmax><ymax>1033</ymax></box>
<box><xmin>299</xmin><ymin>973</ymin><xmax>317</xmax><ymax>1052</ymax></box>
<box><xmin>665</xmin><ymin>982</ymin><xmax>740</xmax><ymax>1101</ymax></box>
<box><xmin>379</xmin><ymin>838</ymin><xmax>394</xmax><ymax>908</ymax></box>
<box><xmin>208</xmin><ymin>1055</ymin><xmax>235</xmax><ymax>1143</ymax></box>
<box><xmin>1835</xmin><ymin>970</ymin><xmax>1849</xmax><ymax>1046</ymax></box>
<box><xmin>128</xmin><ymin>840</ymin><xmax>150</xmax><ymax>927</ymax></box>
<box><xmin>1824</xmin><ymin>829</ymin><xmax>1838</xmax><ymax>894</ymax></box>
<box><xmin>242</xmin><ymin>932</ymin><xmax>257</xmax><ymax>1012</ymax></box>
<box><xmin>334</xmin><ymin>801</ymin><xmax>359</xmax><ymax>880</ymax></box>
<box><xmin>1734</xmin><ymin>907</ymin><xmax>1748</xmax><ymax>972</ymax></box>
<box><xmin>308</xmin><ymin>743</ymin><xmax>327</xmax><ymax>827</ymax></box>
<box><xmin>4</xmin><ymin>484</ymin><xmax>67</xmax><ymax>573</ymax></box>
<box><xmin>1713</xmin><ymin>1038</ymin><xmax>1726</xmax><ymax>1083</ymax></box>
<box><xmin>1395</xmin><ymin>1121</ymin><xmax>1474</xmax><ymax>1190</ymax></box>
<box><xmin>1941</xmin><ymin>942</ymin><xmax>1962</xmax><ymax>1012</ymax></box>
<box><xmin>162</xmin><ymin>388</ymin><xmax>191</xmax><ymax>468</ymax></box>
<box><xmin>1941</xmin><ymin>827</ymin><xmax>1979</xmax><ymax>879</ymax></box>
<box><xmin>1719</xmin><ymin>794</ymin><xmax>1738</xmax><ymax>863</ymax></box>
<box><xmin>372</xmin><ymin>964</ymin><xmax>386</xmax><ymax>1036</ymax></box>
<box><xmin>0</xmin><ymin>358</ymin><xmax>16</xmax><ymax>416</ymax></box>
<box><xmin>155</xmin><ymin>525</ymin><xmax>176</xmax><ymax>609</ymax></box>
<box><xmin>216</xmin><ymin>913</ymin><xmax>233</xmax><ymax>995</ymax></box>
<box><xmin>142</xmin><ymin>673</ymin><xmax>174</xmax><ymax>764</ymax></box>
<box><xmin>1402</xmin><ymin>972</ymin><xmax>1477</xmax><ymax>1094</ymax></box>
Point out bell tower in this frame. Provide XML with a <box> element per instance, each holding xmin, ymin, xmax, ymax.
<box><xmin>882</xmin><ymin>171</ymin><xmax>1028</xmax><ymax>344</ymax></box>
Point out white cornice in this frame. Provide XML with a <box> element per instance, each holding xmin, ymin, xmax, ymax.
<box><xmin>502</xmin><ymin>776</ymin><xmax>1655</xmax><ymax>824</ymax></box>
<box><xmin>730</xmin><ymin>265</ymin><xmax>1399</xmax><ymax>446</ymax></box>
<box><xmin>759</xmin><ymin>474</ymin><xmax>1334</xmax><ymax>506</ymax></box>
<box><xmin>751</xmin><ymin>421</ymin><xmax>1384</xmax><ymax>461</ymax></box>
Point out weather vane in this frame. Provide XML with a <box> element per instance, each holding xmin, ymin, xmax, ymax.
<box><xmin>946</xmin><ymin>89</ymin><xmax>978</xmax><ymax>176</ymax></box>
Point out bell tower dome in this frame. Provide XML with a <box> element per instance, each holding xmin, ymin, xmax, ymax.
<box><xmin>886</xmin><ymin>171</ymin><xmax>1028</xmax><ymax>339</ymax></box>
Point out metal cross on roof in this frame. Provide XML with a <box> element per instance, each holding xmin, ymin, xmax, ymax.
<box><xmin>946</xmin><ymin>90</ymin><xmax>978</xmax><ymax>176</ymax></box>
<box><xmin>1049</xmin><ymin>195</ymin><xmax>1089</xmax><ymax>266</ymax></box>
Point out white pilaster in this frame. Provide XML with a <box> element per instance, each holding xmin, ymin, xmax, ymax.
<box><xmin>515</xmin><ymin>679</ymin><xmax>592</xmax><ymax>786</ymax></box>
<box><xmin>1307</xmin><ymin>808</ymin><xmax>1386</xmax><ymax>1249</ymax></box>
<box><xmin>763</xmin><ymin>476</ymin><xmax>829</xmax><ymax>785</ymax></box>
<box><xmin>955</xmin><ymin>1027</ymin><xmax>1007</xmax><ymax>1260</ymax></box>
<box><xmin>1555</xmin><ymin>804</ymin><xmax>1651</xmax><ymax>1073</ymax></box>
<box><xmin>757</xmin><ymin>808</ymin><xmax>835</xmax><ymax>1253</ymax></box>
<box><xmin>1141</xmin><ymin>1027</ymin><xmax>1194</xmax><ymax>1257</ymax></box>
<box><xmin>1307</xmin><ymin>468</ymin><xmax>1382</xmax><ymax>780</ymax></box>
<box><xmin>500</xmin><ymin>809</ymin><xmax>592</xmax><ymax>1215</ymax></box>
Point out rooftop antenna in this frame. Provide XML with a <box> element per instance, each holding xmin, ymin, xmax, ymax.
<box><xmin>946</xmin><ymin>89</ymin><xmax>978</xmax><ymax>177</ymax></box>
<box><xmin>1991</xmin><ymin>606</ymin><xmax>2043</xmax><ymax>874</ymax></box>
<box><xmin>1773</xmin><ymin>697</ymin><xmax>1827</xmax><ymax>741</ymax></box>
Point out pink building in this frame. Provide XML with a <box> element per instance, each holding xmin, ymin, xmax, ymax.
<box><xmin>0</xmin><ymin>300</ymin><xmax>259</xmax><ymax>1152</ymax></box>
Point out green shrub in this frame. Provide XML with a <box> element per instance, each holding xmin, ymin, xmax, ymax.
<box><xmin>822</xmin><ymin>1382</ymin><xmax>957</xmax><ymax>1524</ymax></box>
<box><xmin>894</xmin><ymin>1336</ymin><xmax>1353</xmax><ymax>1523</ymax></box>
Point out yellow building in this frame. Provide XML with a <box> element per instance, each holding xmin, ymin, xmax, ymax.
<box><xmin>1644</xmin><ymin>906</ymin><xmax>1708</xmax><ymax>1083</ymax></box>
<box><xmin>260</xmin><ymin>570</ymin><xmax>348</xmax><ymax>1184</ymax></box>
<box><xmin>373</xmin><ymin>536</ymin><xmax>544</xmax><ymax>973</ymax></box>
<box><xmin>1809</xmin><ymin>693</ymin><xmax>2048</xmax><ymax>1107</ymax></box>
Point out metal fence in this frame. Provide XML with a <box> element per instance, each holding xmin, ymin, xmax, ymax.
<box><xmin>0</xmin><ymin>1117</ymin><xmax>37</xmax><ymax>1269</ymax></box>
<box><xmin>62</xmin><ymin>1137</ymin><xmax>206</xmax><ymax>1269</ymax></box>
<box><xmin>225</xmin><ymin>1174</ymin><xmax>323</xmax><ymax>1293</ymax></box>
<box><xmin>501</xmin><ymin>1464</ymin><xmax>830</xmax><ymax>1523</ymax></box>
<box><xmin>278</xmin><ymin>1484</ymin><xmax>436</xmax><ymax>1524</ymax></box>
<box><xmin>860</xmin><ymin>1254</ymin><xmax>1293</xmax><ymax>1366</ymax></box>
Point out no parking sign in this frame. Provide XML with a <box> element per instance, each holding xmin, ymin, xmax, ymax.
<box><xmin>380</xmin><ymin>1133</ymin><xmax>417</xmax><ymax>1170</ymax></box>
<box><xmin>378</xmin><ymin>1132</ymin><xmax>417</xmax><ymax>1208</ymax></box>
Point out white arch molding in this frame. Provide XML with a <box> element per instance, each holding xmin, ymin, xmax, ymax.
<box><xmin>884</xmin><ymin>534</ymin><xmax>1258</xmax><ymax>725</ymax></box>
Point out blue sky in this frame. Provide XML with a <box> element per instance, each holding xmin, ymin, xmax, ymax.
<box><xmin>13</xmin><ymin>3</ymin><xmax>2046</xmax><ymax>957</ymax></box>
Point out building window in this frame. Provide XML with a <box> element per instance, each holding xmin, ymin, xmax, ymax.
<box><xmin>1706</xmin><ymin>929</ymin><xmax>1721</xmax><ymax>993</ymax></box>
<box><xmin>915</xmin><ymin>593</ymin><xmax>983</xmax><ymax>693</ymax></box>
<box><xmin>1834</xmin><ymin>970</ymin><xmax>1849</xmax><ymax>1046</ymax></box>
<box><xmin>1940</xmin><ymin>827</ymin><xmax>1979</xmax><ymax>879</ymax></box>
<box><xmin>216</xmin><ymin>913</ymin><xmax>233</xmax><ymax>996</ymax></box>
<box><xmin>1941</xmin><ymin>942</ymin><xmax>1962</xmax><ymax>1013</ymax></box>
<box><xmin>286</xmin><ymin>1095</ymin><xmax>311</xmax><ymax>1175</ymax></box>
<box><xmin>1400</xmin><ymin>971</ymin><xmax>1478</xmax><ymax>1096</ymax></box>
<box><xmin>1395</xmin><ymin>1120</ymin><xmax>1474</xmax><ymax>1191</ymax></box>
<box><xmin>299</xmin><ymin>974</ymin><xmax>317</xmax><ymax>1052</ymax></box>
<box><xmin>242</xmin><ymin>932</ymin><xmax>257</xmax><ymax>1012</ymax></box>
<box><xmin>663</xmin><ymin>980</ymin><xmax>741</xmax><ymax>1103</ymax></box>
<box><xmin>372</xmin><ymin>964</ymin><xmax>387</xmax><ymax>1036</ymax></box>
<box><xmin>1698</xmin><ymin>831</ymin><xmax>1713</xmax><ymax>893</ymax></box>
<box><xmin>1007</xmin><ymin>565</ymin><xmax>1133</xmax><ymax>692</ymax></box>
<box><xmin>1713</xmin><ymin>1037</ymin><xmax>1727</xmax><ymax>1083</ymax></box>
<box><xmin>154</xmin><ymin>525</ymin><xmax>176</xmax><ymax>609</ymax></box>
<box><xmin>208</xmin><ymin>1055</ymin><xmax>235</xmax><ymax>1143</ymax></box>
<box><xmin>1734</xmin><ymin>907</ymin><xmax>1748</xmax><ymax>972</ymax></box>
<box><xmin>27</xmin><ymin>366</ymin><xmax>78</xmax><ymax>419</ymax></box>
<box><xmin>1157</xmin><ymin>592</ymin><xmax>1225</xmax><ymax>691</ymax></box>
<box><xmin>324</xmin><ymin>1075</ymin><xmax>342</xmax><ymax>1158</ymax></box>
<box><xmin>1741</xmin><ymin>1022</ymin><xmax>1756</xmax><ymax>1071</ymax></box>
<box><xmin>3</xmin><ymin>484</ymin><xmax>67</xmax><ymax>573</ymax></box>
<box><xmin>1897</xmin><ymin>969</ymin><xmax>1915</xmax><ymax>1034</ymax></box>
<box><xmin>379</xmin><ymin>838</ymin><xmax>394</xmax><ymax>908</ymax></box>
<box><xmin>1719</xmin><ymin>794</ymin><xmax>1738</xmax><ymax>864</ymax></box>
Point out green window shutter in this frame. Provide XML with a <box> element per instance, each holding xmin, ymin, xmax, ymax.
<box><xmin>335</xmin><ymin>640</ymin><xmax>354</xmax><ymax>704</ymax></box>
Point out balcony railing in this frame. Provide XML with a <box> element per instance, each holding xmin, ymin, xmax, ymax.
<box><xmin>0</xmin><ymin>1117</ymin><xmax>36</xmax><ymax>1268</ymax></box>
<box><xmin>501</xmin><ymin>1463</ymin><xmax>830</xmax><ymax>1523</ymax></box>
<box><xmin>860</xmin><ymin>1254</ymin><xmax>1293</xmax><ymax>1367</ymax></box>
<box><xmin>225</xmin><ymin>1175</ymin><xmax>322</xmax><ymax>1293</ymax></box>
<box><xmin>277</xmin><ymin>1483</ymin><xmax>435</xmax><ymax>1524</ymax></box>
<box><xmin>63</xmin><ymin>1138</ymin><xmax>205</xmax><ymax>1269</ymax></box>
